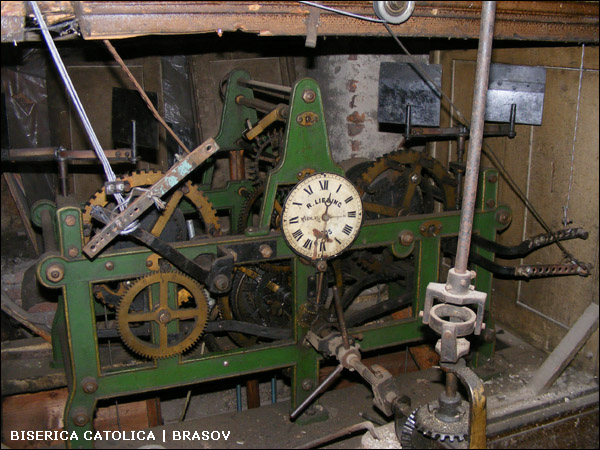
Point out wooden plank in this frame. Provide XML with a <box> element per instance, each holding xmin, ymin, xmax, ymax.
<box><xmin>408</xmin><ymin>344</ymin><xmax>440</xmax><ymax>370</ymax></box>
<box><xmin>1</xmin><ymin>388</ymin><xmax>160</xmax><ymax>449</ymax></box>
<box><xmin>527</xmin><ymin>303</ymin><xmax>599</xmax><ymax>395</ymax></box>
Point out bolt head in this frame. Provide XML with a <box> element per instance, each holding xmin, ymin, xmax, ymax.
<box><xmin>105</xmin><ymin>261</ymin><xmax>114</xmax><ymax>271</ymax></box>
<box><xmin>302</xmin><ymin>379</ymin><xmax>314</xmax><ymax>391</ymax></box>
<box><xmin>82</xmin><ymin>377</ymin><xmax>98</xmax><ymax>394</ymax></box>
<box><xmin>65</xmin><ymin>215</ymin><xmax>76</xmax><ymax>226</ymax></box>
<box><xmin>46</xmin><ymin>264</ymin><xmax>65</xmax><ymax>282</ymax></box>
<box><xmin>302</xmin><ymin>90</ymin><xmax>316</xmax><ymax>103</ymax></box>
<box><xmin>399</xmin><ymin>230</ymin><xmax>414</xmax><ymax>246</ymax></box>
<box><xmin>259</xmin><ymin>244</ymin><xmax>273</xmax><ymax>258</ymax></box>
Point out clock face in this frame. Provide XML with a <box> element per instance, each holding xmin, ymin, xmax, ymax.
<box><xmin>282</xmin><ymin>172</ymin><xmax>363</xmax><ymax>260</ymax></box>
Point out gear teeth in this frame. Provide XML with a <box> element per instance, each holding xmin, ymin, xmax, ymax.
<box><xmin>117</xmin><ymin>270</ymin><xmax>209</xmax><ymax>359</ymax></box>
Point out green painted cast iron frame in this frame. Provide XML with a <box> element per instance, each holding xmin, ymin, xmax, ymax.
<box><xmin>36</xmin><ymin>70</ymin><xmax>508</xmax><ymax>448</ymax></box>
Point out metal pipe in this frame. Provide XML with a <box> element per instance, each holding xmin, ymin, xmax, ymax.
<box><xmin>289</xmin><ymin>364</ymin><xmax>344</xmax><ymax>421</ymax></box>
<box><xmin>295</xmin><ymin>421</ymin><xmax>381</xmax><ymax>449</ymax></box>
<box><xmin>454</xmin><ymin>1</ymin><xmax>497</xmax><ymax>273</ymax></box>
<box><xmin>235</xmin><ymin>95</ymin><xmax>280</xmax><ymax>114</ymax></box>
<box><xmin>237</xmin><ymin>78</ymin><xmax>292</xmax><ymax>96</ymax></box>
<box><xmin>332</xmin><ymin>287</ymin><xmax>350</xmax><ymax>349</ymax></box>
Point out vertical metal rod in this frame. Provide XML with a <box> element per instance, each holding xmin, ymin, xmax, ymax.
<box><xmin>454</xmin><ymin>1</ymin><xmax>497</xmax><ymax>274</ymax></box>
<box><xmin>236</xmin><ymin>384</ymin><xmax>242</xmax><ymax>411</ymax></box>
<box><xmin>332</xmin><ymin>286</ymin><xmax>350</xmax><ymax>350</ymax></box>
<box><xmin>271</xmin><ymin>377</ymin><xmax>277</xmax><ymax>404</ymax></box>
<box><xmin>446</xmin><ymin>372</ymin><xmax>458</xmax><ymax>398</ymax></box>
<box><xmin>456</xmin><ymin>132</ymin><xmax>467</xmax><ymax>209</ymax></box>
<box><xmin>57</xmin><ymin>156</ymin><xmax>68</xmax><ymax>196</ymax></box>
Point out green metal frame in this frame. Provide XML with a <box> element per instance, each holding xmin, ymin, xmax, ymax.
<box><xmin>36</xmin><ymin>70</ymin><xmax>509</xmax><ymax>448</ymax></box>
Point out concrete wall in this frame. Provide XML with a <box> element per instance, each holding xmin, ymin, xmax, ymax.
<box><xmin>433</xmin><ymin>45</ymin><xmax>599</xmax><ymax>372</ymax></box>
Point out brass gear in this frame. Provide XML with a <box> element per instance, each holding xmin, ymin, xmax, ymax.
<box><xmin>247</xmin><ymin>129</ymin><xmax>284</xmax><ymax>186</ymax></box>
<box><xmin>82</xmin><ymin>170</ymin><xmax>221</xmax><ymax>241</ymax></box>
<box><xmin>355</xmin><ymin>149</ymin><xmax>457</xmax><ymax>219</ymax></box>
<box><xmin>117</xmin><ymin>270</ymin><xmax>209</xmax><ymax>359</ymax></box>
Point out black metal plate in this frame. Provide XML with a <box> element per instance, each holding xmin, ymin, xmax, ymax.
<box><xmin>111</xmin><ymin>87</ymin><xmax>159</xmax><ymax>150</ymax></box>
<box><xmin>378</xmin><ymin>62</ymin><xmax>442</xmax><ymax>126</ymax></box>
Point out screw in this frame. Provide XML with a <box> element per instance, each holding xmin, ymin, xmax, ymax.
<box><xmin>81</xmin><ymin>377</ymin><xmax>98</xmax><ymax>394</ymax></box>
<box><xmin>487</xmin><ymin>174</ymin><xmax>498</xmax><ymax>183</ymax></box>
<box><xmin>302</xmin><ymin>90</ymin><xmax>316</xmax><ymax>103</ymax></box>
<box><xmin>316</xmin><ymin>260</ymin><xmax>328</xmax><ymax>272</ymax></box>
<box><xmin>223</xmin><ymin>361</ymin><xmax>229</xmax><ymax>367</ymax></box>
<box><xmin>302</xmin><ymin>379</ymin><xmax>314</xmax><ymax>391</ymax></box>
<box><xmin>105</xmin><ymin>261</ymin><xmax>114</xmax><ymax>271</ymax></box>
<box><xmin>146</xmin><ymin>259</ymin><xmax>153</xmax><ymax>267</ymax></box>
<box><xmin>259</xmin><ymin>244</ymin><xmax>273</xmax><ymax>258</ymax></box>
<box><xmin>68</xmin><ymin>246</ymin><xmax>79</xmax><ymax>258</ymax></box>
<box><xmin>65</xmin><ymin>215</ymin><xmax>76</xmax><ymax>226</ymax></box>
<box><xmin>486</xmin><ymin>199</ymin><xmax>496</xmax><ymax>208</ymax></box>
<box><xmin>399</xmin><ymin>230</ymin><xmax>414</xmax><ymax>246</ymax></box>
<box><xmin>496</xmin><ymin>210</ymin><xmax>511</xmax><ymax>225</ymax></box>
<box><xmin>181</xmin><ymin>185</ymin><xmax>190</xmax><ymax>194</ymax></box>
<box><xmin>158</xmin><ymin>310</ymin><xmax>171</xmax><ymax>324</ymax></box>
<box><xmin>72</xmin><ymin>410</ymin><xmax>90</xmax><ymax>427</ymax></box>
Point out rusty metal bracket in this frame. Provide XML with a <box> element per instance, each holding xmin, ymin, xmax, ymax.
<box><xmin>82</xmin><ymin>138</ymin><xmax>219</xmax><ymax>258</ymax></box>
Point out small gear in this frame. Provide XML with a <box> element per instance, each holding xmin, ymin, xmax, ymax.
<box><xmin>399</xmin><ymin>402</ymin><xmax>470</xmax><ymax>449</ymax></box>
<box><xmin>117</xmin><ymin>270</ymin><xmax>209</xmax><ymax>359</ymax></box>
<box><xmin>247</xmin><ymin>129</ymin><xmax>284</xmax><ymax>185</ymax></box>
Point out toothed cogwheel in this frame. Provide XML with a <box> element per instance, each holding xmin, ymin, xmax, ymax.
<box><xmin>117</xmin><ymin>270</ymin><xmax>209</xmax><ymax>359</ymax></box>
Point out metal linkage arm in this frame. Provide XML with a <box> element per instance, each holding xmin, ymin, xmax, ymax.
<box><xmin>83</xmin><ymin>138</ymin><xmax>218</xmax><ymax>258</ymax></box>
<box><xmin>471</xmin><ymin>227</ymin><xmax>588</xmax><ymax>258</ymax></box>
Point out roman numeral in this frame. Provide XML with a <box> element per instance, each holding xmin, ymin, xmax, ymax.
<box><xmin>345</xmin><ymin>196</ymin><xmax>354</xmax><ymax>204</ymax></box>
<box><xmin>336</xmin><ymin>184</ymin><xmax>342</xmax><ymax>193</ymax></box>
<box><xmin>319</xmin><ymin>241</ymin><xmax>327</xmax><ymax>252</ymax></box>
<box><xmin>335</xmin><ymin>238</ymin><xmax>342</xmax><ymax>244</ymax></box>
<box><xmin>293</xmin><ymin>202</ymin><xmax>302</xmax><ymax>206</ymax></box>
<box><xmin>303</xmin><ymin>239</ymin><xmax>313</xmax><ymax>249</ymax></box>
<box><xmin>343</xmin><ymin>224</ymin><xmax>353</xmax><ymax>235</ymax></box>
<box><xmin>289</xmin><ymin>216</ymin><xmax>299</xmax><ymax>224</ymax></box>
<box><xmin>303</xmin><ymin>185</ymin><xmax>314</xmax><ymax>195</ymax></box>
<box><xmin>319</xmin><ymin>180</ymin><xmax>329</xmax><ymax>190</ymax></box>
<box><xmin>348</xmin><ymin>211</ymin><xmax>356</xmax><ymax>218</ymax></box>
<box><xmin>292</xmin><ymin>229</ymin><xmax>304</xmax><ymax>241</ymax></box>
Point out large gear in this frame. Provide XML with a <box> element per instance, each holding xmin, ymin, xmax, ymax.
<box><xmin>117</xmin><ymin>270</ymin><xmax>209</xmax><ymax>359</ymax></box>
<box><xmin>83</xmin><ymin>170</ymin><xmax>221</xmax><ymax>241</ymax></box>
<box><xmin>354</xmin><ymin>149</ymin><xmax>457</xmax><ymax>219</ymax></box>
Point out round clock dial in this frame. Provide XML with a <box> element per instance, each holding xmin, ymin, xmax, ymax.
<box><xmin>282</xmin><ymin>172</ymin><xmax>363</xmax><ymax>260</ymax></box>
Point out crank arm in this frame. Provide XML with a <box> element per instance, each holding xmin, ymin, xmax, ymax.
<box><xmin>90</xmin><ymin>205</ymin><xmax>214</xmax><ymax>287</ymax></box>
<box><xmin>470</xmin><ymin>227</ymin><xmax>588</xmax><ymax>258</ymax></box>
<box><xmin>83</xmin><ymin>138</ymin><xmax>218</xmax><ymax>258</ymax></box>
<box><xmin>467</xmin><ymin>251</ymin><xmax>590</xmax><ymax>279</ymax></box>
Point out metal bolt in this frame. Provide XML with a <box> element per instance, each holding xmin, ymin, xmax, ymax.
<box><xmin>46</xmin><ymin>263</ymin><xmax>65</xmax><ymax>282</ymax></box>
<box><xmin>460</xmin><ymin>279</ymin><xmax>468</xmax><ymax>287</ymax></box>
<box><xmin>65</xmin><ymin>215</ymin><xmax>76</xmax><ymax>226</ymax></box>
<box><xmin>72</xmin><ymin>410</ymin><xmax>90</xmax><ymax>427</ymax></box>
<box><xmin>399</xmin><ymin>230</ymin><xmax>414</xmax><ymax>246</ymax></box>
<box><xmin>259</xmin><ymin>244</ymin><xmax>273</xmax><ymax>258</ymax></box>
<box><xmin>486</xmin><ymin>199</ymin><xmax>496</xmax><ymax>208</ymax></box>
<box><xmin>146</xmin><ymin>260</ymin><xmax>153</xmax><ymax>268</ymax></box>
<box><xmin>496</xmin><ymin>210</ymin><xmax>511</xmax><ymax>225</ymax></box>
<box><xmin>181</xmin><ymin>185</ymin><xmax>190</xmax><ymax>194</ymax></box>
<box><xmin>223</xmin><ymin>360</ymin><xmax>229</xmax><ymax>367</ymax></box>
<box><xmin>213</xmin><ymin>274</ymin><xmax>230</xmax><ymax>292</ymax></box>
<box><xmin>158</xmin><ymin>310</ymin><xmax>171</xmax><ymax>324</ymax></box>
<box><xmin>410</xmin><ymin>173</ymin><xmax>420</xmax><ymax>184</ymax></box>
<box><xmin>302</xmin><ymin>379</ymin><xmax>314</xmax><ymax>391</ymax></box>
<box><xmin>81</xmin><ymin>377</ymin><xmax>98</xmax><ymax>394</ymax></box>
<box><xmin>68</xmin><ymin>246</ymin><xmax>79</xmax><ymax>258</ymax></box>
<box><xmin>316</xmin><ymin>260</ymin><xmax>328</xmax><ymax>272</ymax></box>
<box><xmin>487</xmin><ymin>174</ymin><xmax>498</xmax><ymax>183</ymax></box>
<box><xmin>302</xmin><ymin>90</ymin><xmax>316</xmax><ymax>103</ymax></box>
<box><xmin>105</xmin><ymin>261</ymin><xmax>114</xmax><ymax>271</ymax></box>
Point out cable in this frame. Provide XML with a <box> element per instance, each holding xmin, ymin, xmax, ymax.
<box><xmin>30</xmin><ymin>1</ymin><xmax>126</xmax><ymax>210</ymax></box>
<box><xmin>298</xmin><ymin>1</ymin><xmax>384</xmax><ymax>23</ymax></box>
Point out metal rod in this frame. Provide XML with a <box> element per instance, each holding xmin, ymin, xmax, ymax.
<box><xmin>446</xmin><ymin>372</ymin><xmax>458</xmax><ymax>397</ymax></box>
<box><xmin>40</xmin><ymin>209</ymin><xmax>58</xmax><ymax>252</ymax></box>
<box><xmin>454</xmin><ymin>1</ymin><xmax>497</xmax><ymax>274</ymax></box>
<box><xmin>235</xmin><ymin>95</ymin><xmax>280</xmax><ymax>114</ymax></box>
<box><xmin>332</xmin><ymin>286</ymin><xmax>350</xmax><ymax>350</ymax></box>
<box><xmin>295</xmin><ymin>421</ymin><xmax>381</xmax><ymax>449</ymax></box>
<box><xmin>271</xmin><ymin>377</ymin><xmax>277</xmax><ymax>404</ymax></box>
<box><xmin>289</xmin><ymin>364</ymin><xmax>344</xmax><ymax>421</ymax></box>
<box><xmin>237</xmin><ymin>78</ymin><xmax>292</xmax><ymax>95</ymax></box>
<box><xmin>57</xmin><ymin>156</ymin><xmax>68</xmax><ymax>196</ymax></box>
<box><xmin>456</xmin><ymin>132</ymin><xmax>466</xmax><ymax>209</ymax></box>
